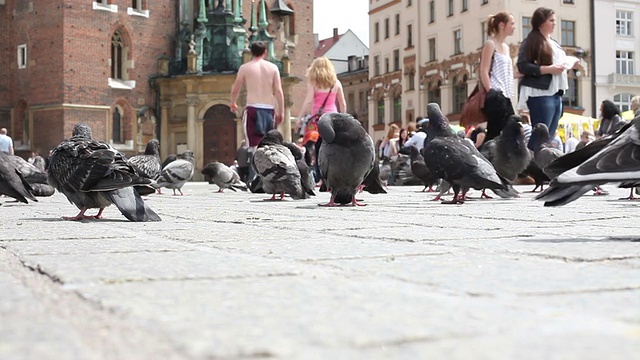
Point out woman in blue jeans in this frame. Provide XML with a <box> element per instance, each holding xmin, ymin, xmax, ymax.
<box><xmin>516</xmin><ymin>7</ymin><xmax>579</xmax><ymax>150</ymax></box>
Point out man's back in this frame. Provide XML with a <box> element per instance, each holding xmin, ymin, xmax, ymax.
<box><xmin>239</xmin><ymin>59</ymin><xmax>278</xmax><ymax>106</ymax></box>
<box><xmin>0</xmin><ymin>133</ymin><xmax>12</xmax><ymax>153</ymax></box>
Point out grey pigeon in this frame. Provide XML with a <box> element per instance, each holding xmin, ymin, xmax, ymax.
<box><xmin>161</xmin><ymin>154</ymin><xmax>177</xmax><ymax>169</ymax></box>
<box><xmin>281</xmin><ymin>141</ymin><xmax>315</xmax><ymax>197</ymax></box>
<box><xmin>251</xmin><ymin>130</ymin><xmax>306</xmax><ymax>200</ymax></box>
<box><xmin>6</xmin><ymin>154</ymin><xmax>55</xmax><ymax>197</ymax></box>
<box><xmin>201</xmin><ymin>161</ymin><xmax>248</xmax><ymax>192</ymax></box>
<box><xmin>47</xmin><ymin>123</ymin><xmax>160</xmax><ymax>221</ymax></box>
<box><xmin>317</xmin><ymin>112</ymin><xmax>376</xmax><ymax>206</ymax></box>
<box><xmin>154</xmin><ymin>150</ymin><xmax>195</xmax><ymax>195</ymax></box>
<box><xmin>0</xmin><ymin>152</ymin><xmax>37</xmax><ymax>203</ymax></box>
<box><xmin>536</xmin><ymin>116</ymin><xmax>640</xmax><ymax>206</ymax></box>
<box><xmin>530</xmin><ymin>123</ymin><xmax>564</xmax><ymax>179</ymax></box>
<box><xmin>480</xmin><ymin>116</ymin><xmax>530</xmax><ymax>182</ymax></box>
<box><xmin>422</xmin><ymin>103</ymin><xmax>518</xmax><ymax>204</ymax></box>
<box><xmin>128</xmin><ymin>139</ymin><xmax>162</xmax><ymax>181</ymax></box>
<box><xmin>409</xmin><ymin>146</ymin><xmax>438</xmax><ymax>192</ymax></box>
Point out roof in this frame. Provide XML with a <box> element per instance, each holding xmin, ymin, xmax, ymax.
<box><xmin>314</xmin><ymin>33</ymin><xmax>343</xmax><ymax>58</ymax></box>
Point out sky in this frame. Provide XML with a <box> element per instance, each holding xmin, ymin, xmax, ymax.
<box><xmin>313</xmin><ymin>0</ymin><xmax>370</xmax><ymax>45</ymax></box>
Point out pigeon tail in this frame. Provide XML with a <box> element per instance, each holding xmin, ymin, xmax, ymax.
<box><xmin>534</xmin><ymin>183</ymin><xmax>600</xmax><ymax>206</ymax></box>
<box><xmin>102</xmin><ymin>187</ymin><xmax>161</xmax><ymax>222</ymax></box>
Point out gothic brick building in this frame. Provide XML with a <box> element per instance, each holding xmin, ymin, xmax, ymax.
<box><xmin>0</xmin><ymin>1</ymin><xmax>314</xmax><ymax>170</ymax></box>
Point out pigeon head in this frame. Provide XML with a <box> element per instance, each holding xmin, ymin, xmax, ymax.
<box><xmin>425</xmin><ymin>103</ymin><xmax>456</xmax><ymax>140</ymax></box>
<box><xmin>532</xmin><ymin>123</ymin><xmax>551</xmax><ymax>142</ymax></box>
<box><xmin>179</xmin><ymin>150</ymin><xmax>195</xmax><ymax>163</ymax></box>
<box><xmin>318</xmin><ymin>113</ymin><xmax>360</xmax><ymax>144</ymax></box>
<box><xmin>260</xmin><ymin>130</ymin><xmax>284</xmax><ymax>146</ymax></box>
<box><xmin>501</xmin><ymin>116</ymin><xmax>525</xmax><ymax>140</ymax></box>
<box><xmin>72</xmin><ymin>123</ymin><xmax>93</xmax><ymax>139</ymax></box>
<box><xmin>144</xmin><ymin>139</ymin><xmax>160</xmax><ymax>156</ymax></box>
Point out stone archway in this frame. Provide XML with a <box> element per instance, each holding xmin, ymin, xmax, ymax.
<box><xmin>203</xmin><ymin>104</ymin><xmax>237</xmax><ymax>166</ymax></box>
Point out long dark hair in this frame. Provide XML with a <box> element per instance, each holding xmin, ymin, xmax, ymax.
<box><xmin>601</xmin><ymin>100</ymin><xmax>620</xmax><ymax>120</ymax></box>
<box><xmin>524</xmin><ymin>7</ymin><xmax>554</xmax><ymax>66</ymax></box>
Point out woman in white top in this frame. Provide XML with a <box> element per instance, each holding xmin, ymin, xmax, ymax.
<box><xmin>517</xmin><ymin>7</ymin><xmax>579</xmax><ymax>150</ymax></box>
<box><xmin>480</xmin><ymin>11</ymin><xmax>516</xmax><ymax>141</ymax></box>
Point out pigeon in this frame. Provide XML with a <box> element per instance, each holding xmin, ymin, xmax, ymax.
<box><xmin>5</xmin><ymin>154</ymin><xmax>55</xmax><ymax>196</ymax></box>
<box><xmin>154</xmin><ymin>150</ymin><xmax>195</xmax><ymax>195</ymax></box>
<box><xmin>378</xmin><ymin>157</ymin><xmax>392</xmax><ymax>186</ymax></box>
<box><xmin>521</xmin><ymin>153</ymin><xmax>549</xmax><ymax>192</ymax></box>
<box><xmin>422</xmin><ymin>103</ymin><xmax>518</xmax><ymax>204</ymax></box>
<box><xmin>0</xmin><ymin>152</ymin><xmax>37</xmax><ymax>203</ymax></box>
<box><xmin>161</xmin><ymin>154</ymin><xmax>178</xmax><ymax>169</ymax></box>
<box><xmin>251</xmin><ymin>130</ymin><xmax>306</xmax><ymax>200</ymax></box>
<box><xmin>317</xmin><ymin>112</ymin><xmax>376</xmax><ymax>206</ymax></box>
<box><xmin>536</xmin><ymin>116</ymin><xmax>640</xmax><ymax>206</ymax></box>
<box><xmin>530</xmin><ymin>123</ymin><xmax>564</xmax><ymax>179</ymax></box>
<box><xmin>480</xmin><ymin>116</ymin><xmax>530</xmax><ymax>182</ymax></box>
<box><xmin>281</xmin><ymin>141</ymin><xmax>315</xmax><ymax>197</ymax></box>
<box><xmin>128</xmin><ymin>139</ymin><xmax>162</xmax><ymax>181</ymax></box>
<box><xmin>47</xmin><ymin>123</ymin><xmax>160</xmax><ymax>221</ymax></box>
<box><xmin>409</xmin><ymin>145</ymin><xmax>438</xmax><ymax>192</ymax></box>
<box><xmin>201</xmin><ymin>161</ymin><xmax>248</xmax><ymax>192</ymax></box>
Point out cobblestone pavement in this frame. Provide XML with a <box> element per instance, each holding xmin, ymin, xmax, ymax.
<box><xmin>1</xmin><ymin>182</ymin><xmax>639</xmax><ymax>360</ymax></box>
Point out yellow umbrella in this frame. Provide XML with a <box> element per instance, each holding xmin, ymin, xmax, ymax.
<box><xmin>621</xmin><ymin>110</ymin><xmax>635</xmax><ymax>121</ymax></box>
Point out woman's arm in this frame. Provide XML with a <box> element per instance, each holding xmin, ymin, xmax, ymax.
<box><xmin>297</xmin><ymin>82</ymin><xmax>315</xmax><ymax>118</ymax></box>
<box><xmin>336</xmin><ymin>80</ymin><xmax>347</xmax><ymax>113</ymax></box>
<box><xmin>480</xmin><ymin>40</ymin><xmax>495</xmax><ymax>92</ymax></box>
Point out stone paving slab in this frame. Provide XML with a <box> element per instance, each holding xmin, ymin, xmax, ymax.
<box><xmin>1</xmin><ymin>182</ymin><xmax>639</xmax><ymax>359</ymax></box>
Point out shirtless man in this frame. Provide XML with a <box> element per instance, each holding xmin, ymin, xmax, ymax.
<box><xmin>230</xmin><ymin>41</ymin><xmax>285</xmax><ymax>150</ymax></box>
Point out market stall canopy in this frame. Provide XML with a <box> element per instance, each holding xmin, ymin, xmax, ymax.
<box><xmin>621</xmin><ymin>110</ymin><xmax>635</xmax><ymax>121</ymax></box>
<box><xmin>557</xmin><ymin>113</ymin><xmax>599</xmax><ymax>142</ymax></box>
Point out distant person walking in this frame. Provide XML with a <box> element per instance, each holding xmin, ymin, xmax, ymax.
<box><xmin>230</xmin><ymin>41</ymin><xmax>285</xmax><ymax>150</ymax></box>
<box><xmin>0</xmin><ymin>128</ymin><xmax>14</xmax><ymax>155</ymax></box>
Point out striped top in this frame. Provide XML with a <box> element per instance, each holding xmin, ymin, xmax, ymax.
<box><xmin>489</xmin><ymin>51</ymin><xmax>514</xmax><ymax>98</ymax></box>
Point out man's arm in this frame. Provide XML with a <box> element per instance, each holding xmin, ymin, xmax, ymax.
<box><xmin>230</xmin><ymin>66</ymin><xmax>245</xmax><ymax>112</ymax></box>
<box><xmin>273</xmin><ymin>68</ymin><xmax>285</xmax><ymax>125</ymax></box>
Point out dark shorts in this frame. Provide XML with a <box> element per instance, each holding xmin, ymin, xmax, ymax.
<box><xmin>245</xmin><ymin>106</ymin><xmax>274</xmax><ymax>147</ymax></box>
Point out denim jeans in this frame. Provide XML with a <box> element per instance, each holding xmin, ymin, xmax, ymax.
<box><xmin>526</xmin><ymin>93</ymin><xmax>563</xmax><ymax>150</ymax></box>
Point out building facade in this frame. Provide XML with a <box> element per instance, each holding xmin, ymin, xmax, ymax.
<box><xmin>315</xmin><ymin>28</ymin><xmax>369</xmax><ymax>74</ymax></box>
<box><xmin>0</xmin><ymin>0</ymin><xmax>314</xmax><ymax>172</ymax></box>
<box><xmin>367</xmin><ymin>0</ymin><xmax>592</xmax><ymax>142</ymax></box>
<box><xmin>593</xmin><ymin>0</ymin><xmax>640</xmax><ymax>114</ymax></box>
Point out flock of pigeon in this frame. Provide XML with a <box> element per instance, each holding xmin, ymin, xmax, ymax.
<box><xmin>0</xmin><ymin>105</ymin><xmax>638</xmax><ymax>221</ymax></box>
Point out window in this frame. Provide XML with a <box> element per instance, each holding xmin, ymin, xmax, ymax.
<box><xmin>113</xmin><ymin>106</ymin><xmax>123</xmax><ymax>143</ymax></box>
<box><xmin>407</xmin><ymin>73</ymin><xmax>415</xmax><ymax>91</ymax></box>
<box><xmin>461</xmin><ymin>0</ymin><xmax>468</xmax><ymax>12</ymax></box>
<box><xmin>385</xmin><ymin>57</ymin><xmax>389</xmax><ymax>74</ymax></box>
<box><xmin>393</xmin><ymin>96</ymin><xmax>402</xmax><ymax>123</ymax></box>
<box><xmin>17</xmin><ymin>44</ymin><xmax>27</xmax><ymax>69</ymax></box>
<box><xmin>428</xmin><ymin>38</ymin><xmax>436</xmax><ymax>62</ymax></box>
<box><xmin>563</xmin><ymin>0</ymin><xmax>574</xmax><ymax>3</ymax></box>
<box><xmin>359</xmin><ymin>91</ymin><xmax>366</xmax><ymax>113</ymax></box>
<box><xmin>384</xmin><ymin>18</ymin><xmax>389</xmax><ymax>39</ymax></box>
<box><xmin>481</xmin><ymin>0</ymin><xmax>488</xmax><ymax>4</ymax></box>
<box><xmin>561</xmin><ymin>20</ymin><xmax>575</xmax><ymax>46</ymax></box>
<box><xmin>614</xmin><ymin>93</ymin><xmax>633</xmax><ymax>112</ymax></box>
<box><xmin>429</xmin><ymin>1</ymin><xmax>435</xmax><ymax>23</ymax></box>
<box><xmin>395</xmin><ymin>14</ymin><xmax>400</xmax><ymax>35</ymax></box>
<box><xmin>393</xmin><ymin>50</ymin><xmax>400</xmax><ymax>71</ymax></box>
<box><xmin>348</xmin><ymin>93</ymin><xmax>355</xmax><ymax>113</ymax></box>
<box><xmin>377</xmin><ymin>99</ymin><xmax>385</xmax><ymax>125</ymax></box>
<box><xmin>448</xmin><ymin>0</ymin><xmax>454</xmax><ymax>17</ymax></box>
<box><xmin>427</xmin><ymin>81</ymin><xmax>441</xmax><ymax>106</ymax></box>
<box><xmin>453</xmin><ymin>29</ymin><xmax>462</xmax><ymax>55</ymax></box>
<box><xmin>407</xmin><ymin>24</ymin><xmax>413</xmax><ymax>48</ymax></box>
<box><xmin>284</xmin><ymin>3</ymin><xmax>296</xmax><ymax>38</ymax></box>
<box><xmin>452</xmin><ymin>75</ymin><xmax>468</xmax><ymax>113</ymax></box>
<box><xmin>616</xmin><ymin>51</ymin><xmax>635</xmax><ymax>75</ymax></box>
<box><xmin>407</xmin><ymin>0</ymin><xmax>412</xmax><ymax>6</ymax></box>
<box><xmin>128</xmin><ymin>0</ymin><xmax>149</xmax><ymax>17</ymax></box>
<box><xmin>481</xmin><ymin>21</ymin><xmax>488</xmax><ymax>44</ymax></box>
<box><xmin>132</xmin><ymin>0</ymin><xmax>142</xmax><ymax>10</ymax></box>
<box><xmin>111</xmin><ymin>32</ymin><xmax>124</xmax><ymax>79</ymax></box>
<box><xmin>616</xmin><ymin>11</ymin><xmax>633</xmax><ymax>36</ymax></box>
<box><xmin>93</xmin><ymin>0</ymin><xmax>117</xmax><ymax>12</ymax></box>
<box><xmin>374</xmin><ymin>22</ymin><xmax>379</xmax><ymax>42</ymax></box>
<box><xmin>374</xmin><ymin>55</ymin><xmax>380</xmax><ymax>76</ymax></box>
<box><xmin>563</xmin><ymin>75</ymin><xmax>579</xmax><ymax>108</ymax></box>
<box><xmin>522</xmin><ymin>16</ymin><xmax>532</xmax><ymax>39</ymax></box>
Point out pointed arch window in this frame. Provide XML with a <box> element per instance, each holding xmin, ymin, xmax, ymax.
<box><xmin>111</xmin><ymin>32</ymin><xmax>124</xmax><ymax>80</ymax></box>
<box><xmin>113</xmin><ymin>106</ymin><xmax>123</xmax><ymax>143</ymax></box>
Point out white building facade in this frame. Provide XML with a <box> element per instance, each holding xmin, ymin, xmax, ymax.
<box><xmin>316</xmin><ymin>29</ymin><xmax>369</xmax><ymax>74</ymax></box>
<box><xmin>593</xmin><ymin>0</ymin><xmax>640</xmax><ymax>114</ymax></box>
<box><xmin>368</xmin><ymin>0</ymin><xmax>593</xmax><ymax>141</ymax></box>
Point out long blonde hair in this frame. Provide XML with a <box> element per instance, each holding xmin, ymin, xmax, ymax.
<box><xmin>306</xmin><ymin>57</ymin><xmax>337</xmax><ymax>89</ymax></box>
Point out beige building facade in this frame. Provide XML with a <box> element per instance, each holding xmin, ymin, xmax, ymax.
<box><xmin>368</xmin><ymin>0</ymin><xmax>592</xmax><ymax>142</ymax></box>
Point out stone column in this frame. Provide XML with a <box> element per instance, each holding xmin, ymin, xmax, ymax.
<box><xmin>160</xmin><ymin>101</ymin><xmax>171</xmax><ymax>159</ymax></box>
<box><xmin>186</xmin><ymin>97</ymin><xmax>200</xmax><ymax>154</ymax></box>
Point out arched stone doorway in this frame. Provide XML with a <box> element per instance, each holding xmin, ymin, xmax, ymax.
<box><xmin>203</xmin><ymin>104</ymin><xmax>237</xmax><ymax>166</ymax></box>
